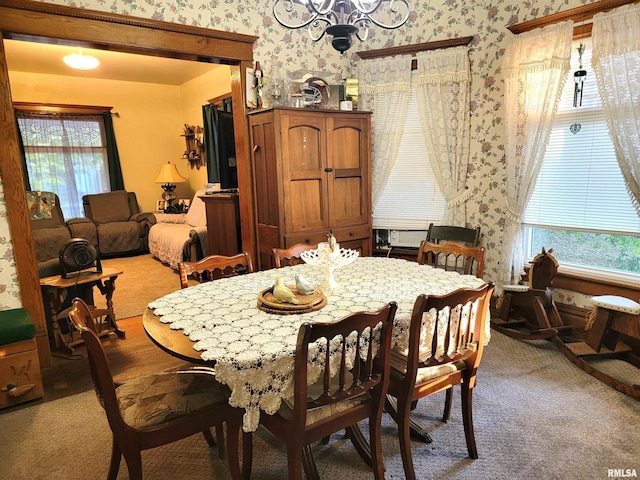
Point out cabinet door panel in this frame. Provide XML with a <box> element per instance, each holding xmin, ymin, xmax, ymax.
<box><xmin>332</xmin><ymin>176</ymin><xmax>364</xmax><ymax>220</ymax></box>
<box><xmin>326</xmin><ymin>116</ymin><xmax>370</xmax><ymax>227</ymax></box>
<box><xmin>282</xmin><ymin>114</ymin><xmax>328</xmax><ymax>232</ymax></box>
<box><xmin>289</xmin><ymin>179</ymin><xmax>326</xmax><ymax>231</ymax></box>
<box><xmin>283</xmin><ymin>116</ymin><xmax>324</xmax><ymax>173</ymax></box>
<box><xmin>251</xmin><ymin>119</ymin><xmax>279</xmax><ymax>227</ymax></box>
<box><xmin>329</xmin><ymin>126</ymin><xmax>362</xmax><ymax>170</ymax></box>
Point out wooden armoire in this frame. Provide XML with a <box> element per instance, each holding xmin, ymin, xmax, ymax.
<box><xmin>248</xmin><ymin>107</ymin><xmax>372</xmax><ymax>270</ymax></box>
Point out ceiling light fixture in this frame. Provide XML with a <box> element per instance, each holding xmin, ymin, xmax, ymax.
<box><xmin>273</xmin><ymin>0</ymin><xmax>410</xmax><ymax>54</ymax></box>
<box><xmin>63</xmin><ymin>48</ymin><xmax>100</xmax><ymax>70</ymax></box>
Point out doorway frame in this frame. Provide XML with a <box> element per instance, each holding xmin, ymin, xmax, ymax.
<box><xmin>0</xmin><ymin>0</ymin><xmax>258</xmax><ymax>366</ymax></box>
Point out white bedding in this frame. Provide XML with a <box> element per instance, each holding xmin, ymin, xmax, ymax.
<box><xmin>148</xmin><ymin>189</ymin><xmax>208</xmax><ymax>269</ymax></box>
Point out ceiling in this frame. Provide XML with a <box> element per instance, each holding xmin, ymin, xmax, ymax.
<box><xmin>4</xmin><ymin>39</ymin><xmax>220</xmax><ymax>85</ymax></box>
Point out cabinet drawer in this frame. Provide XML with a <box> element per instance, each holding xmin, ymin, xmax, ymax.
<box><xmin>0</xmin><ymin>340</ymin><xmax>43</xmax><ymax>409</ymax></box>
<box><xmin>285</xmin><ymin>225</ymin><xmax>371</xmax><ymax>249</ymax></box>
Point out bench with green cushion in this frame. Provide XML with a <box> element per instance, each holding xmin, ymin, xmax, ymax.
<box><xmin>0</xmin><ymin>307</ymin><xmax>43</xmax><ymax>408</ymax></box>
<box><xmin>0</xmin><ymin>308</ymin><xmax>36</xmax><ymax>346</ymax></box>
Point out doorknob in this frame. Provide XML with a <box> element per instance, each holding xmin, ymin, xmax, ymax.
<box><xmin>324</xmin><ymin>167</ymin><xmax>333</xmax><ymax>172</ymax></box>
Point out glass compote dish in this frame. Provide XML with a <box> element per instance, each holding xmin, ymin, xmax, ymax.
<box><xmin>300</xmin><ymin>241</ymin><xmax>359</xmax><ymax>289</ymax></box>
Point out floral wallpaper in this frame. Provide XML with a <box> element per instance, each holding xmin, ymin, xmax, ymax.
<box><xmin>0</xmin><ymin>183</ymin><xmax>20</xmax><ymax>309</ymax></box>
<box><xmin>0</xmin><ymin>0</ymin><xmax>598</xmax><ymax>309</ymax></box>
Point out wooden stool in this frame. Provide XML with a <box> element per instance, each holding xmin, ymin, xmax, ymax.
<box><xmin>585</xmin><ymin>295</ymin><xmax>640</xmax><ymax>352</ymax></box>
<box><xmin>550</xmin><ymin>295</ymin><xmax>640</xmax><ymax>398</ymax></box>
<box><xmin>0</xmin><ymin>308</ymin><xmax>44</xmax><ymax>408</ymax></box>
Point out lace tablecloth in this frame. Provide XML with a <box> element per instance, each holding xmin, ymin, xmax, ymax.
<box><xmin>148</xmin><ymin>257</ymin><xmax>485</xmax><ymax>431</ymax></box>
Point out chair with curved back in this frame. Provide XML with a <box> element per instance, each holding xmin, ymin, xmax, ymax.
<box><xmin>178</xmin><ymin>252</ymin><xmax>254</xmax><ymax>289</ymax></box>
<box><xmin>385</xmin><ymin>283</ymin><xmax>494</xmax><ymax>480</ymax></box>
<box><xmin>418</xmin><ymin>240</ymin><xmax>485</xmax><ymax>279</ymax></box>
<box><xmin>426</xmin><ymin>223</ymin><xmax>481</xmax><ymax>247</ymax></box>
<box><xmin>258</xmin><ymin>302</ymin><xmax>398</xmax><ymax>480</ymax></box>
<box><xmin>416</xmin><ymin>240</ymin><xmax>486</xmax><ymax>426</ymax></box>
<box><xmin>272</xmin><ymin>243</ymin><xmax>316</xmax><ymax>268</ymax></box>
<box><xmin>68</xmin><ymin>297</ymin><xmax>249</xmax><ymax>480</ymax></box>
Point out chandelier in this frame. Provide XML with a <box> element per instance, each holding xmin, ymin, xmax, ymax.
<box><xmin>273</xmin><ymin>0</ymin><xmax>410</xmax><ymax>53</ymax></box>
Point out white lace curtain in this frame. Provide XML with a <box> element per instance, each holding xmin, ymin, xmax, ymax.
<box><xmin>501</xmin><ymin>21</ymin><xmax>573</xmax><ymax>283</ymax></box>
<box><xmin>16</xmin><ymin>112</ymin><xmax>110</xmax><ymax>218</ymax></box>
<box><xmin>415</xmin><ymin>46</ymin><xmax>471</xmax><ymax>226</ymax></box>
<box><xmin>592</xmin><ymin>4</ymin><xmax>640</xmax><ymax>216</ymax></box>
<box><xmin>358</xmin><ymin>55</ymin><xmax>413</xmax><ymax>207</ymax></box>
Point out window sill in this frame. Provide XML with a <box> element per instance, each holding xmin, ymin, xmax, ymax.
<box><xmin>525</xmin><ymin>264</ymin><xmax>640</xmax><ymax>299</ymax></box>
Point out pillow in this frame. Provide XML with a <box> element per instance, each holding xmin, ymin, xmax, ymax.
<box><xmin>87</xmin><ymin>191</ymin><xmax>131</xmax><ymax>224</ymax></box>
<box><xmin>26</xmin><ymin>191</ymin><xmax>56</xmax><ymax>220</ymax></box>
<box><xmin>184</xmin><ymin>189</ymin><xmax>207</xmax><ymax>227</ymax></box>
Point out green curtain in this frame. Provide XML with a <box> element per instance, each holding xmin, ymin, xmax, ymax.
<box><xmin>202</xmin><ymin>104</ymin><xmax>220</xmax><ymax>183</ymax></box>
<box><xmin>102</xmin><ymin>112</ymin><xmax>125</xmax><ymax>190</ymax></box>
<box><xmin>15</xmin><ymin>115</ymin><xmax>31</xmax><ymax>190</ymax></box>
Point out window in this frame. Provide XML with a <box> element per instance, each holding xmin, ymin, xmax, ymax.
<box><xmin>523</xmin><ymin>38</ymin><xmax>640</xmax><ymax>277</ymax></box>
<box><xmin>17</xmin><ymin>109</ymin><xmax>111</xmax><ymax>219</ymax></box>
<box><xmin>372</xmin><ymin>71</ymin><xmax>446</xmax><ymax>231</ymax></box>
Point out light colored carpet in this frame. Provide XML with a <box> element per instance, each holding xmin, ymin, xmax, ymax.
<box><xmin>1</xmin><ymin>331</ymin><xmax>638</xmax><ymax>479</ymax></box>
<box><xmin>95</xmin><ymin>254</ymin><xmax>186</xmax><ymax>319</ymax></box>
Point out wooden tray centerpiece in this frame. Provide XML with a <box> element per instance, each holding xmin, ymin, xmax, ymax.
<box><xmin>257</xmin><ymin>286</ymin><xmax>327</xmax><ymax>315</ymax></box>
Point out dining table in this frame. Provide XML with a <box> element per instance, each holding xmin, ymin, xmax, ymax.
<box><xmin>143</xmin><ymin>256</ymin><xmax>487</xmax><ymax>434</ymax></box>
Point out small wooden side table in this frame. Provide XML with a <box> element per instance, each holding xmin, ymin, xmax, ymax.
<box><xmin>200</xmin><ymin>193</ymin><xmax>241</xmax><ymax>256</ymax></box>
<box><xmin>39</xmin><ymin>267</ymin><xmax>125</xmax><ymax>355</ymax></box>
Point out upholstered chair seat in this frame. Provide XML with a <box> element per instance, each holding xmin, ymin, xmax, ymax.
<box><xmin>116</xmin><ymin>371</ymin><xmax>231</xmax><ymax>429</ymax></box>
<box><xmin>390</xmin><ymin>347</ymin><xmax>466</xmax><ymax>383</ymax></box>
<box><xmin>278</xmin><ymin>373</ymin><xmax>371</xmax><ymax>427</ymax></box>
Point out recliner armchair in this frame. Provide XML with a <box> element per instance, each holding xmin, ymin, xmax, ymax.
<box><xmin>82</xmin><ymin>191</ymin><xmax>154</xmax><ymax>258</ymax></box>
<box><xmin>28</xmin><ymin>191</ymin><xmax>97</xmax><ymax>277</ymax></box>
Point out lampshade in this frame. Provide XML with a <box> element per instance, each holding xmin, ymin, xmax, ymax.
<box><xmin>63</xmin><ymin>49</ymin><xmax>100</xmax><ymax>70</ymax></box>
<box><xmin>155</xmin><ymin>162</ymin><xmax>187</xmax><ymax>184</ymax></box>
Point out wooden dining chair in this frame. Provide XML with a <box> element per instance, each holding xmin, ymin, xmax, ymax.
<box><xmin>176</xmin><ymin>251</ymin><xmax>255</xmax><ymax>460</ymax></box>
<box><xmin>258</xmin><ymin>302</ymin><xmax>398</xmax><ymax>480</ymax></box>
<box><xmin>426</xmin><ymin>223</ymin><xmax>481</xmax><ymax>247</ymax></box>
<box><xmin>68</xmin><ymin>298</ymin><xmax>250</xmax><ymax>480</ymax></box>
<box><xmin>385</xmin><ymin>283</ymin><xmax>494</xmax><ymax>480</ymax></box>
<box><xmin>178</xmin><ymin>252</ymin><xmax>254</xmax><ymax>289</ymax></box>
<box><xmin>272</xmin><ymin>243</ymin><xmax>316</xmax><ymax>268</ymax></box>
<box><xmin>418</xmin><ymin>240</ymin><xmax>485</xmax><ymax>279</ymax></box>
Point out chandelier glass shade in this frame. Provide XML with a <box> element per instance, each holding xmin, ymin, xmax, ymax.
<box><xmin>273</xmin><ymin>0</ymin><xmax>410</xmax><ymax>53</ymax></box>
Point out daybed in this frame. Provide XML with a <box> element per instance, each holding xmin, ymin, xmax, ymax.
<box><xmin>148</xmin><ymin>189</ymin><xmax>208</xmax><ymax>269</ymax></box>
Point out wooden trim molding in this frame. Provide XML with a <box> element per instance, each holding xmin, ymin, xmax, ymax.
<box><xmin>507</xmin><ymin>0</ymin><xmax>640</xmax><ymax>36</ymax></box>
<box><xmin>0</xmin><ymin>0</ymin><xmax>257</xmax><ymax>62</ymax></box>
<box><xmin>207</xmin><ymin>93</ymin><xmax>233</xmax><ymax>106</ymax></box>
<box><xmin>552</xmin><ymin>271</ymin><xmax>640</xmax><ymax>300</ymax></box>
<box><xmin>356</xmin><ymin>36</ymin><xmax>474</xmax><ymax>60</ymax></box>
<box><xmin>13</xmin><ymin>102</ymin><xmax>113</xmax><ymax>115</ymax></box>
<box><xmin>523</xmin><ymin>265</ymin><xmax>640</xmax><ymax>300</ymax></box>
<box><xmin>0</xmin><ymin>0</ymin><xmax>257</xmax><ymax>46</ymax></box>
<box><xmin>0</xmin><ymin>0</ymin><xmax>258</xmax><ymax>367</ymax></box>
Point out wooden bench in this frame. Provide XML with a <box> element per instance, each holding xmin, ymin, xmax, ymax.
<box><xmin>0</xmin><ymin>308</ymin><xmax>44</xmax><ymax>408</ymax></box>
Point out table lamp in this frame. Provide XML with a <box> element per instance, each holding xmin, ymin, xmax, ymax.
<box><xmin>155</xmin><ymin>162</ymin><xmax>186</xmax><ymax>212</ymax></box>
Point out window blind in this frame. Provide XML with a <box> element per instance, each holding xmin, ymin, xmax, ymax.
<box><xmin>372</xmin><ymin>75</ymin><xmax>446</xmax><ymax>230</ymax></box>
<box><xmin>523</xmin><ymin>38</ymin><xmax>640</xmax><ymax>235</ymax></box>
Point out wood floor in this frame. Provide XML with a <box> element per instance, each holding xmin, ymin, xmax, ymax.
<box><xmin>42</xmin><ymin>315</ymin><xmax>189</xmax><ymax>402</ymax></box>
